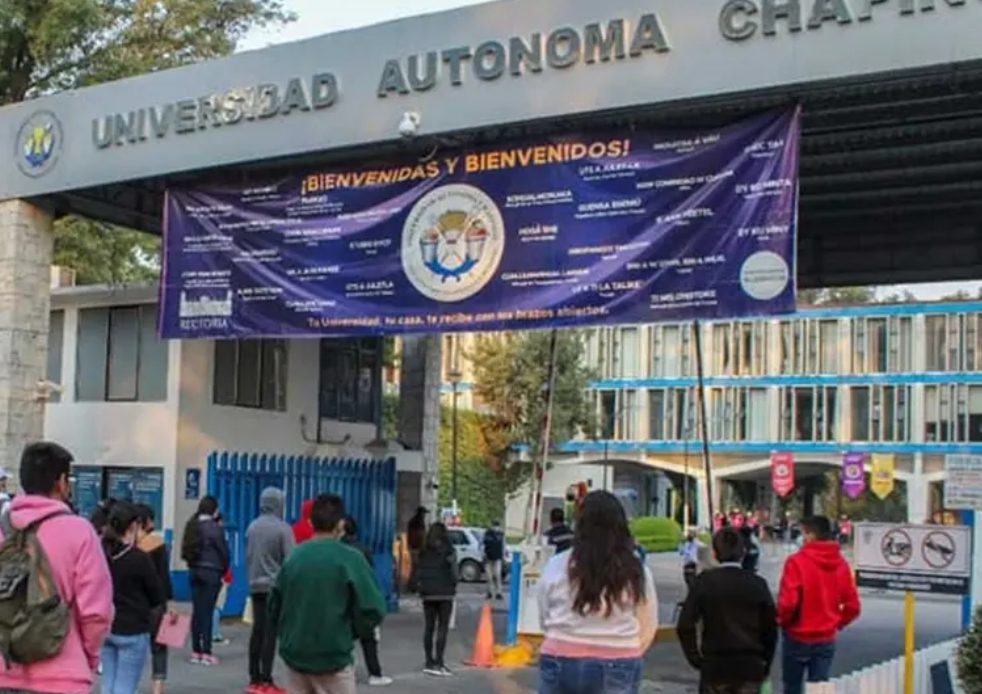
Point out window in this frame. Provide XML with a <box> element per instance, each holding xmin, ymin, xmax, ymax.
<box><xmin>320</xmin><ymin>338</ymin><xmax>379</xmax><ymax>423</ymax></box>
<box><xmin>618</xmin><ymin>328</ymin><xmax>640</xmax><ymax>379</ymax></box>
<box><xmin>851</xmin><ymin>387</ymin><xmax>870</xmax><ymax>440</ymax></box>
<box><xmin>925</xmin><ymin>384</ymin><xmax>982</xmax><ymax>442</ymax></box>
<box><xmin>599</xmin><ymin>391</ymin><xmax>616</xmax><ymax>438</ymax></box>
<box><xmin>649</xmin><ymin>390</ymin><xmax>665</xmax><ymax>440</ymax></box>
<box><xmin>926</xmin><ymin>316</ymin><xmax>947</xmax><ymax>371</ymax></box>
<box><xmin>819</xmin><ymin>320</ymin><xmax>838</xmax><ymax>374</ymax></box>
<box><xmin>47</xmin><ymin>311</ymin><xmax>64</xmax><ymax>403</ymax></box>
<box><xmin>214</xmin><ymin>339</ymin><xmax>287</xmax><ymax>411</ymax></box>
<box><xmin>76</xmin><ymin>305</ymin><xmax>168</xmax><ymax>402</ymax></box>
<box><xmin>622</xmin><ymin>390</ymin><xmax>638</xmax><ymax>439</ymax></box>
<box><xmin>781</xmin><ymin>386</ymin><xmax>838</xmax><ymax>441</ymax></box>
<box><xmin>652</xmin><ymin>325</ymin><xmax>685</xmax><ymax>377</ymax></box>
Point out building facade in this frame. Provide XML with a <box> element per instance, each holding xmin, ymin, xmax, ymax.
<box><xmin>476</xmin><ymin>302</ymin><xmax>982</xmax><ymax>530</ymax></box>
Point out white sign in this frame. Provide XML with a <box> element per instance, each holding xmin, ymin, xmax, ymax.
<box><xmin>854</xmin><ymin>523</ymin><xmax>971</xmax><ymax>595</ymax></box>
<box><xmin>945</xmin><ymin>454</ymin><xmax>982</xmax><ymax>510</ymax></box>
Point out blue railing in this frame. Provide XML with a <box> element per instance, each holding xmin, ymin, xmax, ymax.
<box><xmin>199</xmin><ymin>451</ymin><xmax>397</xmax><ymax>615</ymax></box>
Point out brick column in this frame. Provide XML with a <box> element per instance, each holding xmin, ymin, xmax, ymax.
<box><xmin>0</xmin><ymin>199</ymin><xmax>53</xmax><ymax>482</ymax></box>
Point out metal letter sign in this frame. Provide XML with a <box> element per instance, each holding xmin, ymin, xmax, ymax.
<box><xmin>771</xmin><ymin>451</ymin><xmax>795</xmax><ymax>497</ymax></box>
<box><xmin>158</xmin><ymin>109</ymin><xmax>800</xmax><ymax>338</ymax></box>
<box><xmin>854</xmin><ymin>523</ymin><xmax>972</xmax><ymax>595</ymax></box>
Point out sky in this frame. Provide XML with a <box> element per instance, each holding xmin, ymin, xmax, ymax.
<box><xmin>240</xmin><ymin>1</ymin><xmax>981</xmax><ymax>302</ymax></box>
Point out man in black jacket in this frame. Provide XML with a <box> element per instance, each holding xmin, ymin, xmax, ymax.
<box><xmin>678</xmin><ymin>527</ymin><xmax>778</xmax><ymax>694</ymax></box>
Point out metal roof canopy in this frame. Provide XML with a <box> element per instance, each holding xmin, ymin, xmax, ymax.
<box><xmin>3</xmin><ymin>0</ymin><xmax>981</xmax><ymax>290</ymax></box>
<box><xmin>49</xmin><ymin>63</ymin><xmax>982</xmax><ymax>290</ymax></box>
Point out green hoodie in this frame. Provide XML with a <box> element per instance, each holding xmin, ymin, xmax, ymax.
<box><xmin>268</xmin><ymin>537</ymin><xmax>385</xmax><ymax>674</ymax></box>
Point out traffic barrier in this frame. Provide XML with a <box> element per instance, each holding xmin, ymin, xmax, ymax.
<box><xmin>467</xmin><ymin>602</ymin><xmax>497</xmax><ymax>668</ymax></box>
<box><xmin>206</xmin><ymin>451</ymin><xmax>397</xmax><ymax>616</ymax></box>
<box><xmin>827</xmin><ymin>637</ymin><xmax>960</xmax><ymax>693</ymax></box>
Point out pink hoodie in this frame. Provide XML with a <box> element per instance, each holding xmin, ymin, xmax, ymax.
<box><xmin>0</xmin><ymin>496</ymin><xmax>113</xmax><ymax>693</ymax></box>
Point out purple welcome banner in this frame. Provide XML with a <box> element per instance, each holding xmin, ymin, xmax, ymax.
<box><xmin>842</xmin><ymin>452</ymin><xmax>866</xmax><ymax>499</ymax></box>
<box><xmin>159</xmin><ymin>109</ymin><xmax>800</xmax><ymax>338</ymax></box>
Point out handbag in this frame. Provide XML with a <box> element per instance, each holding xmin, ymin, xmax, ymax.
<box><xmin>155</xmin><ymin>612</ymin><xmax>191</xmax><ymax>648</ymax></box>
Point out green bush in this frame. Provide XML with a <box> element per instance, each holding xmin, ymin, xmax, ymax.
<box><xmin>630</xmin><ymin>516</ymin><xmax>682</xmax><ymax>553</ymax></box>
<box><xmin>957</xmin><ymin>606</ymin><xmax>982</xmax><ymax>692</ymax></box>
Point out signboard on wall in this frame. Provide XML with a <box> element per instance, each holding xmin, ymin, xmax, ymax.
<box><xmin>854</xmin><ymin>522</ymin><xmax>971</xmax><ymax>595</ymax></box>
<box><xmin>159</xmin><ymin>109</ymin><xmax>800</xmax><ymax>338</ymax></box>
<box><xmin>70</xmin><ymin>466</ymin><xmax>164</xmax><ymax>525</ymax></box>
<box><xmin>944</xmin><ymin>454</ymin><xmax>982</xmax><ymax>510</ymax></box>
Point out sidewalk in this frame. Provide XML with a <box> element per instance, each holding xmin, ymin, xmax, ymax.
<box><xmin>138</xmin><ymin>595</ymin><xmax>699</xmax><ymax>693</ymax></box>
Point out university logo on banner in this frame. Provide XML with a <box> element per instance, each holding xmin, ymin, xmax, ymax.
<box><xmin>871</xmin><ymin>454</ymin><xmax>895</xmax><ymax>500</ymax></box>
<box><xmin>842</xmin><ymin>452</ymin><xmax>866</xmax><ymax>499</ymax></box>
<box><xmin>771</xmin><ymin>452</ymin><xmax>795</xmax><ymax>497</ymax></box>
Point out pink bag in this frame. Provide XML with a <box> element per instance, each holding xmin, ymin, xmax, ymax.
<box><xmin>155</xmin><ymin>612</ymin><xmax>191</xmax><ymax>648</ymax></box>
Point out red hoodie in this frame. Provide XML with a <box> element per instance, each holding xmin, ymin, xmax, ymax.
<box><xmin>292</xmin><ymin>499</ymin><xmax>315</xmax><ymax>544</ymax></box>
<box><xmin>777</xmin><ymin>540</ymin><xmax>861</xmax><ymax>643</ymax></box>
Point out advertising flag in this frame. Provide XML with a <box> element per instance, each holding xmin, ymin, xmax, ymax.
<box><xmin>771</xmin><ymin>452</ymin><xmax>795</xmax><ymax>497</ymax></box>
<box><xmin>870</xmin><ymin>454</ymin><xmax>895</xmax><ymax>500</ymax></box>
<box><xmin>842</xmin><ymin>452</ymin><xmax>866</xmax><ymax>499</ymax></box>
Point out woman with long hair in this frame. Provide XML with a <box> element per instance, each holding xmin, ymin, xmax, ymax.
<box><xmin>414</xmin><ymin>521</ymin><xmax>458</xmax><ymax>678</ymax></box>
<box><xmin>180</xmin><ymin>496</ymin><xmax>229</xmax><ymax>665</ymax></box>
<box><xmin>100</xmin><ymin>502</ymin><xmax>165</xmax><ymax>694</ymax></box>
<box><xmin>537</xmin><ymin>491</ymin><xmax>659</xmax><ymax>694</ymax></box>
<box><xmin>135</xmin><ymin>504</ymin><xmax>173</xmax><ymax>694</ymax></box>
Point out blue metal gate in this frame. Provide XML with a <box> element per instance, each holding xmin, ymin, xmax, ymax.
<box><xmin>207</xmin><ymin>451</ymin><xmax>397</xmax><ymax>615</ymax></box>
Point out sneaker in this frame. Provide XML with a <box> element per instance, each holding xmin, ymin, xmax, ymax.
<box><xmin>200</xmin><ymin>654</ymin><xmax>220</xmax><ymax>667</ymax></box>
<box><xmin>244</xmin><ymin>685</ymin><xmax>265</xmax><ymax>694</ymax></box>
<box><xmin>438</xmin><ymin>665</ymin><xmax>453</xmax><ymax>677</ymax></box>
<box><xmin>368</xmin><ymin>675</ymin><xmax>393</xmax><ymax>686</ymax></box>
<box><xmin>423</xmin><ymin>665</ymin><xmax>442</xmax><ymax>677</ymax></box>
<box><xmin>266</xmin><ymin>685</ymin><xmax>287</xmax><ymax>694</ymax></box>
<box><xmin>213</xmin><ymin>636</ymin><xmax>231</xmax><ymax>645</ymax></box>
<box><xmin>189</xmin><ymin>653</ymin><xmax>203</xmax><ymax>665</ymax></box>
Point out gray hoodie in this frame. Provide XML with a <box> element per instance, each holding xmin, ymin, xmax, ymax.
<box><xmin>246</xmin><ymin>487</ymin><xmax>295</xmax><ymax>594</ymax></box>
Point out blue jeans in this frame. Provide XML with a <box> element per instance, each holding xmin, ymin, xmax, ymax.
<box><xmin>101</xmin><ymin>632</ymin><xmax>150</xmax><ymax>694</ymax></box>
<box><xmin>539</xmin><ymin>654</ymin><xmax>643</xmax><ymax>694</ymax></box>
<box><xmin>782</xmin><ymin>634</ymin><xmax>835</xmax><ymax>694</ymax></box>
<box><xmin>190</xmin><ymin>568</ymin><xmax>222</xmax><ymax>654</ymax></box>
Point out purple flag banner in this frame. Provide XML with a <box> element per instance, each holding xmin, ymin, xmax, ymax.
<box><xmin>842</xmin><ymin>452</ymin><xmax>866</xmax><ymax>499</ymax></box>
<box><xmin>159</xmin><ymin>109</ymin><xmax>800</xmax><ymax>338</ymax></box>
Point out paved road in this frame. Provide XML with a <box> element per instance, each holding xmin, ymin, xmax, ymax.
<box><xmin>127</xmin><ymin>544</ymin><xmax>962</xmax><ymax>692</ymax></box>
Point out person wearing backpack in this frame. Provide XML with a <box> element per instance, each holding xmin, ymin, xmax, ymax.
<box><xmin>180</xmin><ymin>496</ymin><xmax>229</xmax><ymax>666</ymax></box>
<box><xmin>0</xmin><ymin>442</ymin><xmax>113</xmax><ymax>694</ymax></box>
<box><xmin>101</xmin><ymin>502</ymin><xmax>166</xmax><ymax>694</ymax></box>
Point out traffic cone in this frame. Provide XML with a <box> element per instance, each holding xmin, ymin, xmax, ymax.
<box><xmin>466</xmin><ymin>602</ymin><xmax>496</xmax><ymax>668</ymax></box>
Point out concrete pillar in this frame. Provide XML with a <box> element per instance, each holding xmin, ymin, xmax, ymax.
<box><xmin>0</xmin><ymin>200</ymin><xmax>53</xmax><ymax>484</ymax></box>
<box><xmin>398</xmin><ymin>335</ymin><xmax>442</xmax><ymax>512</ymax></box>
<box><xmin>907</xmin><ymin>453</ymin><xmax>930</xmax><ymax>524</ymax></box>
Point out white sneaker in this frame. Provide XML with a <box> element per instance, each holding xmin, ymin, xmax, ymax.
<box><xmin>423</xmin><ymin>666</ymin><xmax>442</xmax><ymax>677</ymax></box>
<box><xmin>368</xmin><ymin>675</ymin><xmax>393</xmax><ymax>686</ymax></box>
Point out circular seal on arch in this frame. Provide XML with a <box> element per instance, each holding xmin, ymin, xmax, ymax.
<box><xmin>15</xmin><ymin>110</ymin><xmax>63</xmax><ymax>178</ymax></box>
<box><xmin>401</xmin><ymin>184</ymin><xmax>506</xmax><ymax>303</ymax></box>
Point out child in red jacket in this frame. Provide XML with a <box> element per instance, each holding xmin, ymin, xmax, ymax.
<box><xmin>777</xmin><ymin>515</ymin><xmax>861</xmax><ymax>694</ymax></box>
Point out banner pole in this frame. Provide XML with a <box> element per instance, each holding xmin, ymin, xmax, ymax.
<box><xmin>904</xmin><ymin>591</ymin><xmax>915</xmax><ymax>694</ymax></box>
<box><xmin>692</xmin><ymin>321</ymin><xmax>715</xmax><ymax>526</ymax></box>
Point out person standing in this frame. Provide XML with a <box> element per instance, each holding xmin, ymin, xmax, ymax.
<box><xmin>269</xmin><ymin>494</ymin><xmax>386</xmax><ymax>694</ymax></box>
<box><xmin>406</xmin><ymin>506</ymin><xmax>428</xmax><ymax>590</ymax></box>
<box><xmin>678</xmin><ymin>528</ymin><xmax>777</xmax><ymax>694</ymax></box>
<box><xmin>483</xmin><ymin>520</ymin><xmax>505</xmax><ymax>601</ymax></box>
<box><xmin>739</xmin><ymin>526</ymin><xmax>760</xmax><ymax>573</ymax></box>
<box><xmin>136</xmin><ymin>504</ymin><xmax>173</xmax><ymax>694</ymax></box>
<box><xmin>777</xmin><ymin>515</ymin><xmax>861</xmax><ymax>694</ymax></box>
<box><xmin>415</xmin><ymin>522</ymin><xmax>458</xmax><ymax>677</ymax></box>
<box><xmin>292</xmin><ymin>499</ymin><xmax>315</xmax><ymax>544</ymax></box>
<box><xmin>100</xmin><ymin>502</ymin><xmax>166</xmax><ymax>694</ymax></box>
<box><xmin>545</xmin><ymin>508</ymin><xmax>574</xmax><ymax>555</ymax></box>
<box><xmin>181</xmin><ymin>496</ymin><xmax>230</xmax><ymax>666</ymax></box>
<box><xmin>678</xmin><ymin>530</ymin><xmax>703</xmax><ymax>589</ymax></box>
<box><xmin>0</xmin><ymin>442</ymin><xmax>114</xmax><ymax>694</ymax></box>
<box><xmin>246</xmin><ymin>488</ymin><xmax>295</xmax><ymax>694</ymax></box>
<box><xmin>342</xmin><ymin>516</ymin><xmax>393</xmax><ymax>687</ymax></box>
<box><xmin>537</xmin><ymin>491</ymin><xmax>658</xmax><ymax>694</ymax></box>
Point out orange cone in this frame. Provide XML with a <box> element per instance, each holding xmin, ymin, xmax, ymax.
<box><xmin>466</xmin><ymin>602</ymin><xmax>496</xmax><ymax>668</ymax></box>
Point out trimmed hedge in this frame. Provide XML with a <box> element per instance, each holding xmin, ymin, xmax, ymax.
<box><xmin>630</xmin><ymin>516</ymin><xmax>683</xmax><ymax>553</ymax></box>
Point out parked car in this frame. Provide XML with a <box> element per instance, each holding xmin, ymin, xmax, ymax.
<box><xmin>447</xmin><ymin>526</ymin><xmax>513</xmax><ymax>583</ymax></box>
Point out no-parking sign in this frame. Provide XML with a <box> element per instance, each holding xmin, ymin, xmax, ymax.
<box><xmin>854</xmin><ymin>523</ymin><xmax>971</xmax><ymax>595</ymax></box>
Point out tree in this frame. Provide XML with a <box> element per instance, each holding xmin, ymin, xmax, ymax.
<box><xmin>1</xmin><ymin>0</ymin><xmax>294</xmax><ymax>283</ymax></box>
<box><xmin>437</xmin><ymin>407</ymin><xmax>506</xmax><ymax>527</ymax></box>
<box><xmin>940</xmin><ymin>289</ymin><xmax>972</xmax><ymax>302</ymax></box>
<box><xmin>881</xmin><ymin>289</ymin><xmax>917</xmax><ymax>304</ymax></box>
<box><xmin>471</xmin><ymin>330</ymin><xmax>596</xmax><ymax>493</ymax></box>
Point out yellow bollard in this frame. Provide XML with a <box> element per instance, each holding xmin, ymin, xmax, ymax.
<box><xmin>904</xmin><ymin>591</ymin><xmax>915</xmax><ymax>694</ymax></box>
